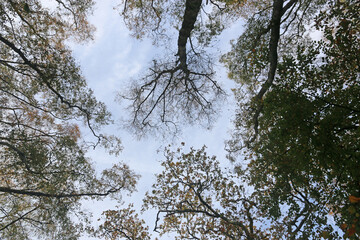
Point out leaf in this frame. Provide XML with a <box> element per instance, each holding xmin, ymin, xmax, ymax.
<box><xmin>348</xmin><ymin>206</ymin><xmax>356</xmax><ymax>215</ymax></box>
<box><xmin>349</xmin><ymin>195</ymin><xmax>360</xmax><ymax>203</ymax></box>
<box><xmin>347</xmin><ymin>226</ymin><xmax>356</xmax><ymax>237</ymax></box>
<box><xmin>340</xmin><ymin>223</ymin><xmax>348</xmax><ymax>230</ymax></box>
<box><xmin>321</xmin><ymin>231</ymin><xmax>330</xmax><ymax>239</ymax></box>
<box><xmin>23</xmin><ymin>3</ymin><xmax>30</xmax><ymax>13</ymax></box>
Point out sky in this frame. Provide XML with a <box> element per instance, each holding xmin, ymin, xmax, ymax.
<box><xmin>69</xmin><ymin>1</ymin><xmax>243</xmax><ymax>239</ymax></box>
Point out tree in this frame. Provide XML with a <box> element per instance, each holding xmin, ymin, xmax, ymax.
<box><xmin>117</xmin><ymin>0</ymin><xmax>252</xmax><ymax>135</ymax></box>
<box><xmin>223</xmin><ymin>0</ymin><xmax>359</xmax><ymax>238</ymax></box>
<box><xmin>142</xmin><ymin>145</ymin><xmax>267</xmax><ymax>240</ymax></box>
<box><xmin>100</xmin><ymin>145</ymin><xmax>343</xmax><ymax>239</ymax></box>
<box><xmin>95</xmin><ymin>204</ymin><xmax>152</xmax><ymax>240</ymax></box>
<box><xmin>96</xmin><ymin>146</ymin><xmax>266</xmax><ymax>240</ymax></box>
<box><xmin>0</xmin><ymin>1</ymin><xmax>138</xmax><ymax>239</ymax></box>
<box><xmin>3</xmin><ymin>0</ymin><xmax>356</xmax><ymax>239</ymax></box>
<box><xmin>101</xmin><ymin>0</ymin><xmax>359</xmax><ymax>238</ymax></box>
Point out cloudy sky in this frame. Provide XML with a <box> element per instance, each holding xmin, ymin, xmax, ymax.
<box><xmin>69</xmin><ymin>1</ymin><xmax>243</xmax><ymax>238</ymax></box>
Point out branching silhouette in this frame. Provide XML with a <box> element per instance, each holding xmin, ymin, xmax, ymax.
<box><xmin>123</xmin><ymin>0</ymin><xmax>225</xmax><ymax>135</ymax></box>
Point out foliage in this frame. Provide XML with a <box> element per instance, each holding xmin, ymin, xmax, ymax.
<box><xmin>112</xmin><ymin>145</ymin><xmax>345</xmax><ymax>239</ymax></box>
<box><xmin>224</xmin><ymin>0</ymin><xmax>360</xmax><ymax>238</ymax></box>
<box><xmin>109</xmin><ymin>0</ymin><xmax>359</xmax><ymax>239</ymax></box>
<box><xmin>2</xmin><ymin>0</ymin><xmax>358</xmax><ymax>239</ymax></box>
<box><xmin>142</xmin><ymin>145</ymin><xmax>267</xmax><ymax>240</ymax></box>
<box><xmin>0</xmin><ymin>0</ymin><xmax>138</xmax><ymax>239</ymax></box>
<box><xmin>95</xmin><ymin>204</ymin><xmax>152</xmax><ymax>240</ymax></box>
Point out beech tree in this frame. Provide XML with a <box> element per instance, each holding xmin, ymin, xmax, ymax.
<box><xmin>0</xmin><ymin>0</ymin><xmax>138</xmax><ymax>239</ymax></box>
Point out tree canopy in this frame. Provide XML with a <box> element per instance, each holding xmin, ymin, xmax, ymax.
<box><xmin>101</xmin><ymin>0</ymin><xmax>360</xmax><ymax>239</ymax></box>
<box><xmin>0</xmin><ymin>0</ymin><xmax>138</xmax><ymax>239</ymax></box>
<box><xmin>224</xmin><ymin>0</ymin><xmax>359</xmax><ymax>238</ymax></box>
<box><xmin>1</xmin><ymin>0</ymin><xmax>359</xmax><ymax>239</ymax></box>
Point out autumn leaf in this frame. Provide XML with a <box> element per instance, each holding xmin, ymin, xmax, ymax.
<box><xmin>340</xmin><ymin>223</ymin><xmax>348</xmax><ymax>230</ymax></box>
<box><xmin>347</xmin><ymin>226</ymin><xmax>356</xmax><ymax>237</ymax></box>
<box><xmin>349</xmin><ymin>195</ymin><xmax>360</xmax><ymax>203</ymax></box>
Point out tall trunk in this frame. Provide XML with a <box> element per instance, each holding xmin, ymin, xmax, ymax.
<box><xmin>177</xmin><ymin>0</ymin><xmax>202</xmax><ymax>67</ymax></box>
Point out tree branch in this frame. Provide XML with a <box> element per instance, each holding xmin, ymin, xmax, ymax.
<box><xmin>0</xmin><ymin>186</ymin><xmax>123</xmax><ymax>199</ymax></box>
<box><xmin>248</xmin><ymin>0</ymin><xmax>284</xmax><ymax>145</ymax></box>
<box><xmin>0</xmin><ymin>34</ymin><xmax>102</xmax><ymax>143</ymax></box>
<box><xmin>0</xmin><ymin>206</ymin><xmax>39</xmax><ymax>231</ymax></box>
